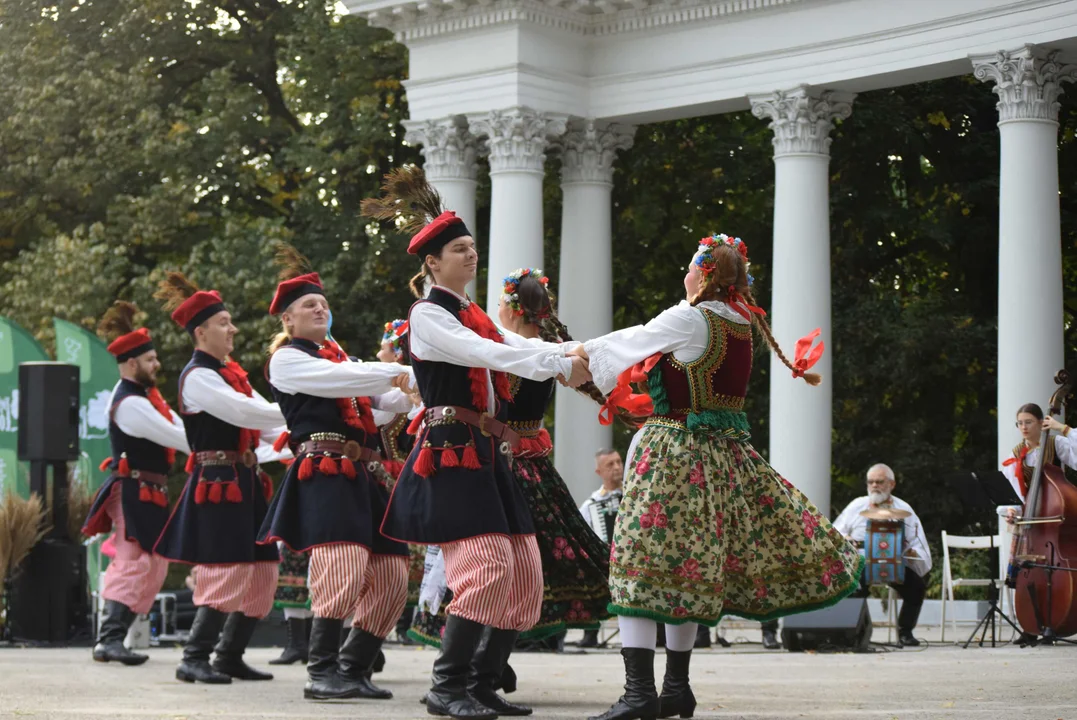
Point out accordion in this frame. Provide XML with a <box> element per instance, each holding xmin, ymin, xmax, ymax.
<box><xmin>587</xmin><ymin>492</ymin><xmax>622</xmax><ymax>545</ymax></box>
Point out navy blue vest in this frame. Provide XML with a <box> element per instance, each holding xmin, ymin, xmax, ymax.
<box><xmin>106</xmin><ymin>379</ymin><xmax>172</xmax><ymax>474</ymax></box>
<box><xmin>177</xmin><ymin>350</ymin><xmax>244</xmax><ymax>452</ymax></box>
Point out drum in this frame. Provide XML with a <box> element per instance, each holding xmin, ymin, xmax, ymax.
<box><xmin>865</xmin><ymin>519</ymin><xmax>906</xmax><ymax>585</ymax></box>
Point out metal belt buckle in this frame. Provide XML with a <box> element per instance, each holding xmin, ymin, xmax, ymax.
<box><xmin>499</xmin><ymin>441</ymin><xmax>512</xmax><ymax>456</ymax></box>
<box><xmin>242</xmin><ymin>450</ymin><xmax>257</xmax><ymax>468</ymax></box>
<box><xmin>479</xmin><ymin>412</ymin><xmax>492</xmax><ymax>437</ymax></box>
<box><xmin>215</xmin><ymin>450</ymin><xmax>228</xmax><ymax>461</ymax></box>
<box><xmin>343</xmin><ymin>440</ymin><xmax>363</xmax><ymax>462</ymax></box>
<box><xmin>130</xmin><ymin>470</ymin><xmax>141</xmax><ymax>479</ymax></box>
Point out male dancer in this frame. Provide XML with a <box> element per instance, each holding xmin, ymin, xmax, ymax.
<box><xmin>83</xmin><ymin>302</ymin><xmax>190</xmax><ymax>665</ymax></box>
<box><xmin>154</xmin><ymin>273</ymin><xmax>287</xmax><ymax>684</ymax></box>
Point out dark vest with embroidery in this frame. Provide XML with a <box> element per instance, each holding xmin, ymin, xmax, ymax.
<box><xmin>507</xmin><ymin>376</ymin><xmax>554</xmax><ymax>458</ymax></box>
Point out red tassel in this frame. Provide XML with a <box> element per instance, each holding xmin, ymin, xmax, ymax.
<box><xmin>225</xmin><ymin>481</ymin><xmax>243</xmax><ymax>503</ymax></box>
<box><xmin>260</xmin><ymin>471</ymin><xmax>274</xmax><ymax>502</ymax></box>
<box><xmin>440</xmin><ymin>445</ymin><xmax>459</xmax><ymax>468</ymax></box>
<box><xmin>273</xmin><ymin>431</ymin><xmax>290</xmax><ymax>453</ymax></box>
<box><xmin>340</xmin><ymin>457</ymin><xmax>357</xmax><ymax>480</ymax></box>
<box><xmin>414</xmin><ymin>444</ymin><xmax>436</xmax><ymax>478</ymax></box>
<box><xmin>117</xmin><ymin>455</ymin><xmax>130</xmax><ymax>476</ymax></box>
<box><xmin>406</xmin><ymin>408</ymin><xmax>425</xmax><ymax>436</ymax></box>
<box><xmin>298</xmin><ymin>455</ymin><xmax>314</xmax><ymax>481</ymax></box>
<box><xmin>139</xmin><ymin>484</ymin><xmax>151</xmax><ymax>503</ymax></box>
<box><xmin>461</xmin><ymin>443</ymin><xmax>481</xmax><ymax>470</ymax></box>
<box><xmin>154</xmin><ymin>489</ymin><xmax>168</xmax><ymax>507</ymax></box>
<box><xmin>208</xmin><ymin>481</ymin><xmax>223</xmax><ymax>504</ymax></box>
<box><xmin>166</xmin><ymin>448</ymin><xmax>176</xmax><ymax>466</ymax></box>
<box><xmin>99</xmin><ymin>457</ymin><xmax>112</xmax><ymax>472</ymax></box>
<box><xmin>185</xmin><ymin>454</ymin><xmax>196</xmax><ymax>473</ymax></box>
<box><xmin>318</xmin><ymin>455</ymin><xmax>339</xmax><ymax>476</ymax></box>
<box><xmin>194</xmin><ymin>481</ymin><xmax>208</xmax><ymax>505</ymax></box>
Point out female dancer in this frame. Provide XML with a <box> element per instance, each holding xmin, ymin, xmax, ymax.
<box><xmin>573</xmin><ymin>234</ymin><xmax>863</xmax><ymax>720</ymax></box>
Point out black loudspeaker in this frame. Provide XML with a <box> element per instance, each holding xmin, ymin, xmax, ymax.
<box><xmin>17</xmin><ymin>362</ymin><xmax>80</xmax><ymax>462</ymax></box>
<box><xmin>780</xmin><ymin>598</ymin><xmax>872</xmax><ymax>652</ymax></box>
<box><xmin>7</xmin><ymin>539</ymin><xmax>90</xmax><ymax>644</ymax></box>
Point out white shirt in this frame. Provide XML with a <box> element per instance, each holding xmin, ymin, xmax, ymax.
<box><xmin>582</xmin><ymin>300</ymin><xmax>749</xmax><ymax>394</ymax></box>
<box><xmin>1000</xmin><ymin>433</ymin><xmax>1077</xmax><ymax>502</ymax></box>
<box><xmin>267</xmin><ymin>347</ymin><xmax>416</xmax><ymax>400</ymax></box>
<box><xmin>408</xmin><ymin>286</ymin><xmax>574</xmax><ymax>410</ymax></box>
<box><xmin>832</xmin><ymin>495</ymin><xmax>932</xmax><ymax>577</ymax></box>
<box><xmin>110</xmin><ymin>381</ymin><xmax>190</xmax><ymax>454</ymax></box>
<box><xmin>180</xmin><ymin>366</ymin><xmax>286</xmax><ymax>434</ymax></box>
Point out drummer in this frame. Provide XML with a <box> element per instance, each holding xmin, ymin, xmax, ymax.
<box><xmin>832</xmin><ymin>463</ymin><xmax>932</xmax><ymax>647</ymax></box>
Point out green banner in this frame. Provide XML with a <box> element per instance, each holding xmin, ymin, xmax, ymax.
<box><xmin>0</xmin><ymin>317</ymin><xmax>50</xmax><ymax>498</ymax></box>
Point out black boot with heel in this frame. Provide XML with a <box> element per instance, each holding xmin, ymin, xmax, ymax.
<box><xmin>588</xmin><ymin>647</ymin><xmax>659</xmax><ymax>720</ymax></box>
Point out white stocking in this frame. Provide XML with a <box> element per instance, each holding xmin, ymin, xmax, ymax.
<box><xmin>283</xmin><ymin>607</ymin><xmax>313</xmax><ymax>620</ymax></box>
<box><xmin>664</xmin><ymin>622</ymin><xmax>698</xmax><ymax>652</ymax></box>
<box><xmin>618</xmin><ymin>616</ymin><xmax>657</xmax><ymax>649</ymax></box>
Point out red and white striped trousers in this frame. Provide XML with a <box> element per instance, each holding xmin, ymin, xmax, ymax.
<box><xmin>309</xmin><ymin>544</ymin><xmax>370</xmax><ymax>620</ymax></box>
<box><xmin>351</xmin><ymin>554</ymin><xmax>409</xmax><ymax>639</ymax></box>
<box><xmin>194</xmin><ymin>562</ymin><xmax>278</xmax><ymax>618</ymax></box>
<box><xmin>441</xmin><ymin>534</ymin><xmax>542</xmax><ymax>631</ymax></box>
<box><xmin>101</xmin><ymin>490</ymin><xmax>169</xmax><ymax>614</ymax></box>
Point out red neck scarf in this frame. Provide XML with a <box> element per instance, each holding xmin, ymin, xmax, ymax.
<box><xmin>1003</xmin><ymin>443</ymin><xmax>1031</xmax><ymax>497</ymax></box>
<box><xmin>145</xmin><ymin>387</ymin><xmax>177</xmax><ymax>464</ymax></box>
<box><xmin>317</xmin><ymin>339</ymin><xmax>378</xmax><ymax>435</ymax></box>
<box><xmin>457</xmin><ymin>302</ymin><xmax>512</xmax><ymax>413</ymax></box>
<box><xmin>217</xmin><ymin>360</ymin><xmax>261</xmax><ymax>452</ymax></box>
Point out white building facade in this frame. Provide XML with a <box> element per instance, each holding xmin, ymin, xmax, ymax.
<box><xmin>344</xmin><ymin>0</ymin><xmax>1077</xmax><ymax>510</ymax></box>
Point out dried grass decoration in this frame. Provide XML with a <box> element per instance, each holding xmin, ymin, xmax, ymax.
<box><xmin>0</xmin><ymin>490</ymin><xmax>49</xmax><ymax>589</ymax></box>
<box><xmin>65</xmin><ymin>472</ymin><xmax>94</xmax><ymax>544</ymax></box>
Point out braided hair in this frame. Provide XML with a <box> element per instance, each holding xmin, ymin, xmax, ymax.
<box><xmin>689</xmin><ymin>242</ymin><xmax>820</xmax><ymax>386</ymax></box>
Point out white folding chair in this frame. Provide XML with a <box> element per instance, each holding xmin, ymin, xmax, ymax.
<box><xmin>940</xmin><ymin>531</ymin><xmax>1003</xmax><ymax>642</ymax></box>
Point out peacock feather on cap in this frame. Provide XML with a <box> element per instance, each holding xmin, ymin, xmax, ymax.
<box><xmin>360</xmin><ymin>165</ymin><xmax>446</xmax><ymax>234</ymax></box>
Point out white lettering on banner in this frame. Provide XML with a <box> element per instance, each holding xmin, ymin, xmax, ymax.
<box><xmin>80</xmin><ymin>389</ymin><xmax>110</xmax><ymax>441</ymax></box>
<box><xmin>0</xmin><ymin>389</ymin><xmax>17</xmax><ymax>433</ymax></box>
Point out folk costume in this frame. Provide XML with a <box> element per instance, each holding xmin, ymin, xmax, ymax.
<box><xmin>83</xmin><ymin>306</ymin><xmax>190</xmax><ymax>665</ymax></box>
<box><xmin>582</xmin><ymin>235</ymin><xmax>863</xmax><ymax>720</ymax></box>
<box><xmin>256</xmin><ymin>267</ymin><xmax>416</xmax><ymax>701</ymax></box>
<box><xmin>153</xmin><ymin>278</ymin><xmax>286</xmax><ymax>686</ymax></box>
<box><xmin>362</xmin><ymin>166</ymin><xmax>575</xmax><ymax>719</ymax></box>
<box><xmin>269</xmin><ymin>545</ymin><xmax>312</xmax><ymax>666</ymax></box>
<box><xmin>1001</xmin><ymin>429</ymin><xmax>1077</xmax><ymax>503</ymax></box>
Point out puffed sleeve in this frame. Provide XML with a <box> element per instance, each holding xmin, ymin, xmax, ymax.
<box><xmin>583</xmin><ymin>303</ymin><xmax>700</xmax><ymax>394</ymax></box>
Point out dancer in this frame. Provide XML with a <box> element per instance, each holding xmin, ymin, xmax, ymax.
<box><xmin>361</xmin><ymin>167</ymin><xmax>590</xmax><ymax>719</ymax></box>
<box><xmin>572</xmin><ymin>234</ymin><xmax>863</xmax><ymax>720</ymax></box>
<box><xmin>154</xmin><ymin>274</ymin><xmax>287</xmax><ymax>685</ymax></box>
<box><xmin>269</xmin><ymin>546</ymin><xmax>312</xmax><ymax>665</ymax></box>
<box><xmin>83</xmin><ymin>302</ymin><xmax>190</xmax><ymax>665</ymax></box>
<box><xmin>256</xmin><ymin>247</ymin><xmax>416</xmax><ymax>701</ymax></box>
<box><xmin>496</xmin><ymin>268</ymin><xmax>614</xmax><ymax>641</ymax></box>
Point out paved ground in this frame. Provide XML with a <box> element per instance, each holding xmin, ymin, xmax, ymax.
<box><xmin>2</xmin><ymin>638</ymin><xmax>1076</xmax><ymax>720</ymax></box>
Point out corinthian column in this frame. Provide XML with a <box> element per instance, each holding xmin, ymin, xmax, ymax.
<box><xmin>554</xmin><ymin>119</ymin><xmax>635</xmax><ymax>502</ymax></box>
<box><xmin>972</xmin><ymin>46</ymin><xmax>1077</xmax><ymax>468</ymax></box>
<box><xmin>403</xmin><ymin>115</ymin><xmax>482</xmax><ymax>296</ymax></box>
<box><xmin>749</xmin><ymin>85</ymin><xmax>855</xmax><ymax>516</ymax></box>
<box><xmin>469</xmin><ymin>107</ymin><xmax>567</xmax><ymax>315</ymax></box>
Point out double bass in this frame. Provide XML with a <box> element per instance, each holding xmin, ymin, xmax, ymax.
<box><xmin>1006</xmin><ymin>370</ymin><xmax>1077</xmax><ymax>639</ymax></box>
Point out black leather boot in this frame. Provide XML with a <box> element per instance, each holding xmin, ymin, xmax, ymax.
<box><xmin>337</xmin><ymin>626</ymin><xmax>393</xmax><ymax>699</ymax></box>
<box><xmin>587</xmin><ymin>648</ymin><xmax>659</xmax><ymax>720</ymax></box>
<box><xmin>176</xmin><ymin>607</ymin><xmax>232</xmax><ymax>684</ymax></box>
<box><xmin>469</xmin><ymin>627</ymin><xmax>531</xmax><ymax>716</ymax></box>
<box><xmin>305</xmin><ymin>617</ymin><xmax>365</xmax><ymax>700</ymax></box>
<box><xmin>657</xmin><ymin>650</ymin><xmax>695</xmax><ymax>719</ymax></box>
<box><xmin>761</xmin><ymin>620</ymin><xmax>781</xmax><ymax>650</ymax></box>
<box><xmin>212</xmin><ymin>612</ymin><xmax>273</xmax><ymax>680</ymax></box>
<box><xmin>425</xmin><ymin>614</ymin><xmax>498</xmax><ymax>719</ymax></box>
<box><xmin>269</xmin><ymin>616</ymin><xmax>310</xmax><ymax>665</ymax></box>
<box><xmin>92</xmin><ymin>600</ymin><xmax>149</xmax><ymax>665</ymax></box>
<box><xmin>693</xmin><ymin>625</ymin><xmax>711</xmax><ymax>649</ymax></box>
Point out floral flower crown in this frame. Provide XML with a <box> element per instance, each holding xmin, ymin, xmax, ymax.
<box><xmin>381</xmin><ymin>319</ymin><xmax>409</xmax><ymax>356</ymax></box>
<box><xmin>501</xmin><ymin>268</ymin><xmax>550</xmax><ymax>318</ymax></box>
<box><xmin>694</xmin><ymin>234</ymin><xmax>753</xmax><ymax>287</ymax></box>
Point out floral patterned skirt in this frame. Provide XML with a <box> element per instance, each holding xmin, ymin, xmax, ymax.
<box><xmin>274</xmin><ymin>546</ymin><xmax>310</xmax><ymax>609</ymax></box>
<box><xmin>513</xmin><ymin>454</ymin><xmax>611</xmax><ymax>640</ymax></box>
<box><xmin>405</xmin><ymin>544</ymin><xmax>427</xmax><ymax>608</ymax></box>
<box><xmin>408</xmin><ymin>589</ymin><xmax>451</xmax><ymax>648</ymax></box>
<box><xmin>610</xmin><ymin>424</ymin><xmax>863</xmax><ymax>625</ymax></box>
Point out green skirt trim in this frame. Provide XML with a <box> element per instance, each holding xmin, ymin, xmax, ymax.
<box><xmin>273</xmin><ymin>600</ymin><xmax>311</xmax><ymax>610</ymax></box>
<box><xmin>406</xmin><ymin>627</ymin><xmax>441</xmax><ymax>649</ymax></box>
<box><xmin>608</xmin><ymin>554</ymin><xmax>866</xmax><ymax>626</ymax></box>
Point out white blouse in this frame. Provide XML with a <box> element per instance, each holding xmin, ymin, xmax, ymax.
<box><xmin>582</xmin><ymin>300</ymin><xmax>749</xmax><ymax>394</ymax></box>
<box><xmin>1001</xmin><ymin>432</ymin><xmax>1077</xmax><ymax>502</ymax></box>
<box><xmin>408</xmin><ymin>286</ymin><xmax>574</xmax><ymax>411</ymax></box>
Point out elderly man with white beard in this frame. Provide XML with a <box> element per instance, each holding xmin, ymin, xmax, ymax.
<box><xmin>832</xmin><ymin>463</ymin><xmax>932</xmax><ymax>647</ymax></box>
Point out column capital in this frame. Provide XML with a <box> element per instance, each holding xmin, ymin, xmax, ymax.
<box><xmin>748</xmin><ymin>85</ymin><xmax>855</xmax><ymax>157</ymax></box>
<box><xmin>559</xmin><ymin>119</ymin><xmax>636</xmax><ymax>186</ymax></box>
<box><xmin>468</xmin><ymin>106</ymin><xmax>567</xmax><ymax>175</ymax></box>
<box><xmin>402</xmin><ymin>115</ymin><xmax>482</xmax><ymax>182</ymax></box>
<box><xmin>971</xmin><ymin>45</ymin><xmax>1077</xmax><ymax>124</ymax></box>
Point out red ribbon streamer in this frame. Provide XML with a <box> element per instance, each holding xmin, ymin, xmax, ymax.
<box><xmin>792</xmin><ymin>328</ymin><xmax>825</xmax><ymax>378</ymax></box>
<box><xmin>727</xmin><ymin>288</ymin><xmax>766</xmax><ymax>322</ymax></box>
<box><xmin>597</xmin><ymin>353</ymin><xmax>661</xmax><ymax>426</ymax></box>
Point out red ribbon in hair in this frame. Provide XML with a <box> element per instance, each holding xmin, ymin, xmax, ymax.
<box><xmin>792</xmin><ymin>329</ymin><xmax>825</xmax><ymax>379</ymax></box>
<box><xmin>727</xmin><ymin>287</ymin><xmax>766</xmax><ymax>322</ymax></box>
<box><xmin>1002</xmin><ymin>446</ymin><xmax>1030</xmax><ymax>497</ymax></box>
<box><xmin>217</xmin><ymin>360</ymin><xmax>261</xmax><ymax>452</ymax></box>
<box><xmin>597</xmin><ymin>353</ymin><xmax>662</xmax><ymax>426</ymax></box>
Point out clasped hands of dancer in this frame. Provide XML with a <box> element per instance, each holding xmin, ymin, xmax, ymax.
<box><xmin>560</xmin><ymin>351</ymin><xmax>592</xmax><ymax>389</ymax></box>
<box><xmin>391</xmin><ymin>372</ymin><xmax>423</xmax><ymax>406</ymax></box>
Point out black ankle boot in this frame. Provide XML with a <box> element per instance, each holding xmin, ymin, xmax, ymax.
<box><xmin>212</xmin><ymin>612</ymin><xmax>273</xmax><ymax>680</ymax></box>
<box><xmin>269</xmin><ymin>616</ymin><xmax>310</xmax><ymax>665</ymax></box>
<box><xmin>92</xmin><ymin>600</ymin><xmax>149</xmax><ymax>665</ymax></box>
<box><xmin>761</xmin><ymin>620</ymin><xmax>781</xmax><ymax>650</ymax></box>
<box><xmin>469</xmin><ymin>627</ymin><xmax>531</xmax><ymax>716</ymax></box>
<box><xmin>176</xmin><ymin>607</ymin><xmax>232</xmax><ymax>684</ymax></box>
<box><xmin>337</xmin><ymin>626</ymin><xmax>393</xmax><ymax>699</ymax></box>
<box><xmin>305</xmin><ymin>617</ymin><xmax>366</xmax><ymax>700</ymax></box>
<box><xmin>588</xmin><ymin>648</ymin><xmax>659</xmax><ymax>720</ymax></box>
<box><xmin>425</xmin><ymin>615</ymin><xmax>497</xmax><ymax>719</ymax></box>
<box><xmin>657</xmin><ymin>650</ymin><xmax>695</xmax><ymax>719</ymax></box>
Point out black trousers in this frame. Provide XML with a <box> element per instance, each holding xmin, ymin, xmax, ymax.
<box><xmin>853</xmin><ymin>566</ymin><xmax>926</xmax><ymax>632</ymax></box>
